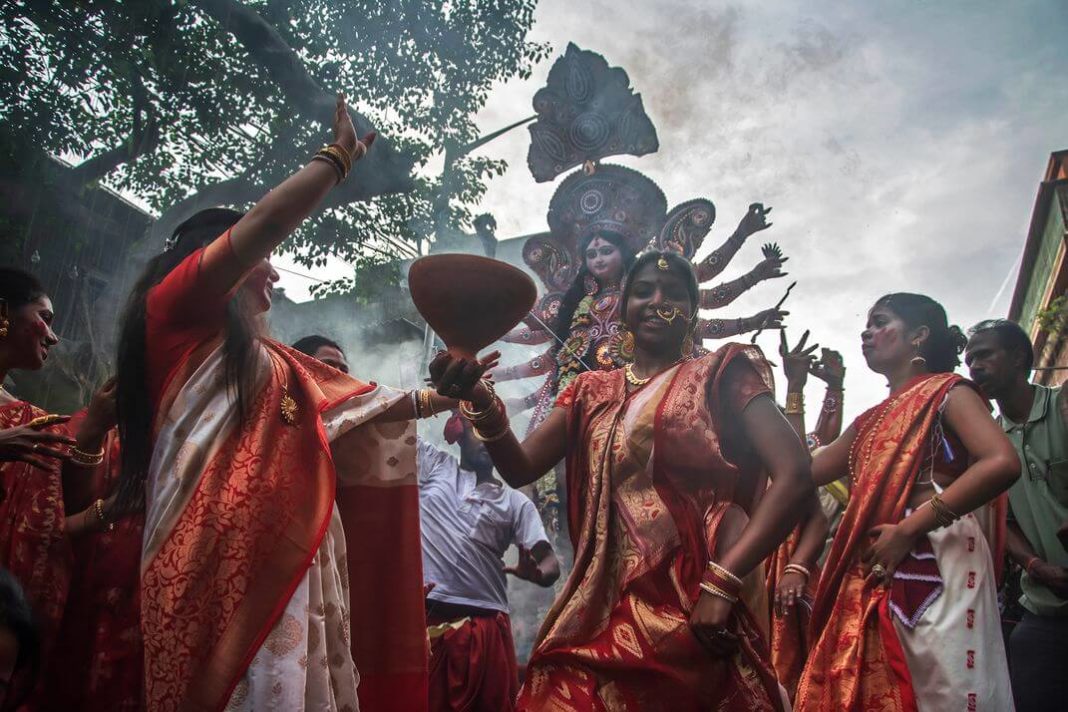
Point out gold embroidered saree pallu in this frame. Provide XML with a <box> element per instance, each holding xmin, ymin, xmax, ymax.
<box><xmin>519</xmin><ymin>346</ymin><xmax>784</xmax><ymax>712</ymax></box>
<box><xmin>795</xmin><ymin>374</ymin><xmax>963</xmax><ymax>712</ymax></box>
<box><xmin>141</xmin><ymin>341</ymin><xmax>426</xmax><ymax>712</ymax></box>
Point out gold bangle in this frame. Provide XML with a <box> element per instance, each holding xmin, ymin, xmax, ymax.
<box><xmin>928</xmin><ymin>494</ymin><xmax>959</xmax><ymax>528</ymax></box>
<box><xmin>699</xmin><ymin>581</ymin><xmax>738</xmax><ymax>604</ymax></box>
<box><xmin>784</xmin><ymin>563</ymin><xmax>811</xmax><ymax>580</ymax></box>
<box><xmin>459</xmin><ymin>393</ymin><xmax>500</xmax><ymax>422</ymax></box>
<box><xmin>93</xmin><ymin>498</ymin><xmax>114</xmax><ymax>532</ymax></box>
<box><xmin>319</xmin><ymin>145</ymin><xmax>352</xmax><ymax>175</ymax></box>
<box><xmin>327</xmin><ymin>142</ymin><xmax>354</xmax><ymax>172</ymax></box>
<box><xmin>785</xmin><ymin>392</ymin><xmax>804</xmax><ymax>415</ymax></box>
<box><xmin>707</xmin><ymin>561</ymin><xmax>743</xmax><ymax>587</ymax></box>
<box><xmin>71</xmin><ymin>446</ymin><xmax>105</xmax><ymax>466</ymax></box>
<box><xmin>311</xmin><ymin>154</ymin><xmax>345</xmax><ymax>183</ymax></box>
<box><xmin>472</xmin><ymin>422</ymin><xmax>510</xmax><ymax>443</ymax></box>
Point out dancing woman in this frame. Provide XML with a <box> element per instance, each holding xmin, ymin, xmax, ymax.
<box><xmin>431</xmin><ymin>251</ymin><xmax>813</xmax><ymax>711</ymax></box>
<box><xmin>113</xmin><ymin>94</ymin><xmax>433</xmax><ymax>711</ymax></box>
<box><xmin>795</xmin><ymin>293</ymin><xmax>1020</xmax><ymax>711</ymax></box>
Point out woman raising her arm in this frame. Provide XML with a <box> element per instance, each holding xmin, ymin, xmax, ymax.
<box><xmin>114</xmin><ymin>94</ymin><xmax>437</xmax><ymax>712</ymax></box>
<box><xmin>795</xmin><ymin>293</ymin><xmax>1020</xmax><ymax>711</ymax></box>
<box><xmin>432</xmin><ymin>250</ymin><xmax>814</xmax><ymax>711</ymax></box>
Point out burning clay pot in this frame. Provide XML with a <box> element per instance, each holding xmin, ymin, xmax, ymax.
<box><xmin>409</xmin><ymin>254</ymin><xmax>537</xmax><ymax>359</ymax></box>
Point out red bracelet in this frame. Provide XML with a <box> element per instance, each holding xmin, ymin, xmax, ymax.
<box><xmin>702</xmin><ymin>566</ymin><xmax>742</xmax><ymax>599</ymax></box>
<box><xmin>1024</xmin><ymin>556</ymin><xmax>1041</xmax><ymax>575</ymax></box>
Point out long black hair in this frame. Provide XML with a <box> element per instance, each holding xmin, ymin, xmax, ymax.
<box><xmin>114</xmin><ymin>208</ymin><xmax>252</xmax><ymax>512</ymax></box>
<box><xmin>874</xmin><ymin>293</ymin><xmax>967</xmax><ymax>373</ymax></box>
<box><xmin>0</xmin><ymin>268</ymin><xmax>46</xmax><ymax>309</ymax></box>
<box><xmin>552</xmin><ymin>230</ymin><xmax>637</xmax><ymax>344</ymax></box>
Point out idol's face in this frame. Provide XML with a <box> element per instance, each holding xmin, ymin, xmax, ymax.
<box><xmin>860</xmin><ymin>303</ymin><xmax>916</xmax><ymax>374</ymax></box>
<box><xmin>624</xmin><ymin>262</ymin><xmax>693</xmax><ymax>355</ymax></box>
<box><xmin>585</xmin><ymin>236</ymin><xmax>624</xmax><ymax>285</ymax></box>
<box><xmin>1</xmin><ymin>295</ymin><xmax>59</xmax><ymax>371</ymax></box>
<box><xmin>241</xmin><ymin>258</ymin><xmax>280</xmax><ymax>313</ymax></box>
<box><xmin>313</xmin><ymin>345</ymin><xmax>349</xmax><ymax>374</ymax></box>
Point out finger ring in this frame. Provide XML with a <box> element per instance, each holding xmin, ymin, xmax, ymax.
<box><xmin>871</xmin><ymin>564</ymin><xmax>887</xmax><ymax>578</ymax></box>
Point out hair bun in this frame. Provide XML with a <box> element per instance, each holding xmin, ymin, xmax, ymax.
<box><xmin>947</xmin><ymin>324</ymin><xmax>967</xmax><ymax>355</ymax></box>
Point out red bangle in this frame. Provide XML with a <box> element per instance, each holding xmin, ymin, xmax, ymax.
<box><xmin>702</xmin><ymin>567</ymin><xmax>742</xmax><ymax>598</ymax></box>
<box><xmin>1024</xmin><ymin>556</ymin><xmax>1041</xmax><ymax>575</ymax></box>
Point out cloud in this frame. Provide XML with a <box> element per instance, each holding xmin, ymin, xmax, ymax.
<box><xmin>461</xmin><ymin>0</ymin><xmax>1068</xmax><ymax>419</ymax></box>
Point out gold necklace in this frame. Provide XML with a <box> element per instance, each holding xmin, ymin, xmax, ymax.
<box><xmin>624</xmin><ymin>363</ymin><xmax>651</xmax><ymax>386</ymax></box>
<box><xmin>624</xmin><ymin>357</ymin><xmax>689</xmax><ymax>387</ymax></box>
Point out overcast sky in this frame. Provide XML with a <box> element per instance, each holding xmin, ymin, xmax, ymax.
<box><xmin>277</xmin><ymin>0</ymin><xmax>1068</xmax><ymax>419</ymax></box>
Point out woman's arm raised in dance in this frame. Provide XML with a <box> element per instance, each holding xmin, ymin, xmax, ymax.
<box><xmin>198</xmin><ymin>93</ymin><xmax>375</xmax><ymax>294</ymax></box>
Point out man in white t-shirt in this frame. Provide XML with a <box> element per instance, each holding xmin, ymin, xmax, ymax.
<box><xmin>419</xmin><ymin>411</ymin><xmax>559</xmax><ymax>712</ymax></box>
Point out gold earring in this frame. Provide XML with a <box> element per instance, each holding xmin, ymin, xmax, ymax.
<box><xmin>620</xmin><ymin>328</ymin><xmax>635</xmax><ymax>362</ymax></box>
<box><xmin>910</xmin><ymin>341</ymin><xmax>926</xmax><ymax>367</ymax></box>
<box><xmin>681</xmin><ymin>321</ymin><xmax>697</xmax><ymax>357</ymax></box>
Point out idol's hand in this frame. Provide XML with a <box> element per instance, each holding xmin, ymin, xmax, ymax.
<box><xmin>736</xmin><ymin>203</ymin><xmax>773</xmax><ymax>238</ymax></box>
<box><xmin>333</xmin><ymin>92</ymin><xmax>376</xmax><ymax>161</ymax></box>
<box><xmin>774</xmin><ymin>571</ymin><xmax>808</xmax><ymax>617</ymax></box>
<box><xmin>689</xmin><ymin>591</ymin><xmax>738</xmax><ymax>657</ymax></box>
<box><xmin>753</xmin><ymin>254</ymin><xmax>789</xmax><ymax>282</ymax></box>
<box><xmin>862</xmin><ymin>523</ymin><xmax>918</xmax><ymax>580</ymax></box>
<box><xmin>429</xmin><ymin>350</ymin><xmax>500</xmax><ymax>404</ymax></box>
<box><xmin>748</xmin><ymin>308</ymin><xmax>788</xmax><ymax>333</ymax></box>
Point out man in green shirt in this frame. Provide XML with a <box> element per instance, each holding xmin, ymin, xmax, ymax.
<box><xmin>967</xmin><ymin>319</ymin><xmax>1068</xmax><ymax>712</ymax></box>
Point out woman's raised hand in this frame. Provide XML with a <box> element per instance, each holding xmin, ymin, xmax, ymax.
<box><xmin>429</xmin><ymin>350</ymin><xmax>500</xmax><ymax>404</ymax></box>
<box><xmin>0</xmin><ymin>416</ymin><xmax>76</xmax><ymax>470</ymax></box>
<box><xmin>333</xmin><ymin>92</ymin><xmax>376</xmax><ymax>162</ymax></box>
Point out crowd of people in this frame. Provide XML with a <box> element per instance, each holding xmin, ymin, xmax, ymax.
<box><xmin>0</xmin><ymin>93</ymin><xmax>1064</xmax><ymax>711</ymax></box>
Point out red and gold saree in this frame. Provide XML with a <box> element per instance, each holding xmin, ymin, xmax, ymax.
<box><xmin>0</xmin><ymin>401</ymin><xmax>72</xmax><ymax>679</ymax></box>
<box><xmin>43</xmin><ymin>426</ymin><xmax>144</xmax><ymax>712</ymax></box>
<box><xmin>518</xmin><ymin>345</ymin><xmax>785</xmax><ymax>711</ymax></box>
<box><xmin>140</xmin><ymin>341</ymin><xmax>426</xmax><ymax>712</ymax></box>
<box><xmin>795</xmin><ymin>373</ymin><xmax>1011</xmax><ymax>711</ymax></box>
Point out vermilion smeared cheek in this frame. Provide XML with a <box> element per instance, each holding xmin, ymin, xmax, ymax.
<box><xmin>870</xmin><ymin>327</ymin><xmax>899</xmax><ymax>350</ymax></box>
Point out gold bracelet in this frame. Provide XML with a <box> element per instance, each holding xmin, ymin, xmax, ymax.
<box><xmin>71</xmin><ymin>446</ymin><xmax>105</xmax><ymax>467</ymax></box>
<box><xmin>327</xmin><ymin>142</ymin><xmax>354</xmax><ymax>173</ymax></box>
<box><xmin>311</xmin><ymin>154</ymin><xmax>345</xmax><ymax>183</ymax></box>
<box><xmin>472</xmin><ymin>421</ymin><xmax>511</xmax><ymax>443</ymax></box>
<box><xmin>784</xmin><ymin>563</ymin><xmax>811</xmax><ymax>580</ymax></box>
<box><xmin>699</xmin><ymin>581</ymin><xmax>738</xmax><ymax>604</ymax></box>
<box><xmin>459</xmin><ymin>384</ymin><xmax>500</xmax><ymax>422</ymax></box>
<box><xmin>319</xmin><ymin>145</ymin><xmax>352</xmax><ymax>176</ymax></box>
<box><xmin>707</xmin><ymin>561</ymin><xmax>743</xmax><ymax>587</ymax></box>
<box><xmin>93</xmin><ymin>498</ymin><xmax>115</xmax><ymax>532</ymax></box>
<box><xmin>785</xmin><ymin>392</ymin><xmax>804</xmax><ymax>415</ymax></box>
<box><xmin>928</xmin><ymin>494</ymin><xmax>959</xmax><ymax>528</ymax></box>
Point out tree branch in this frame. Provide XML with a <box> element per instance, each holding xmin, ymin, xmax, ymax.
<box><xmin>189</xmin><ymin>0</ymin><xmax>416</xmax><ymax>201</ymax></box>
